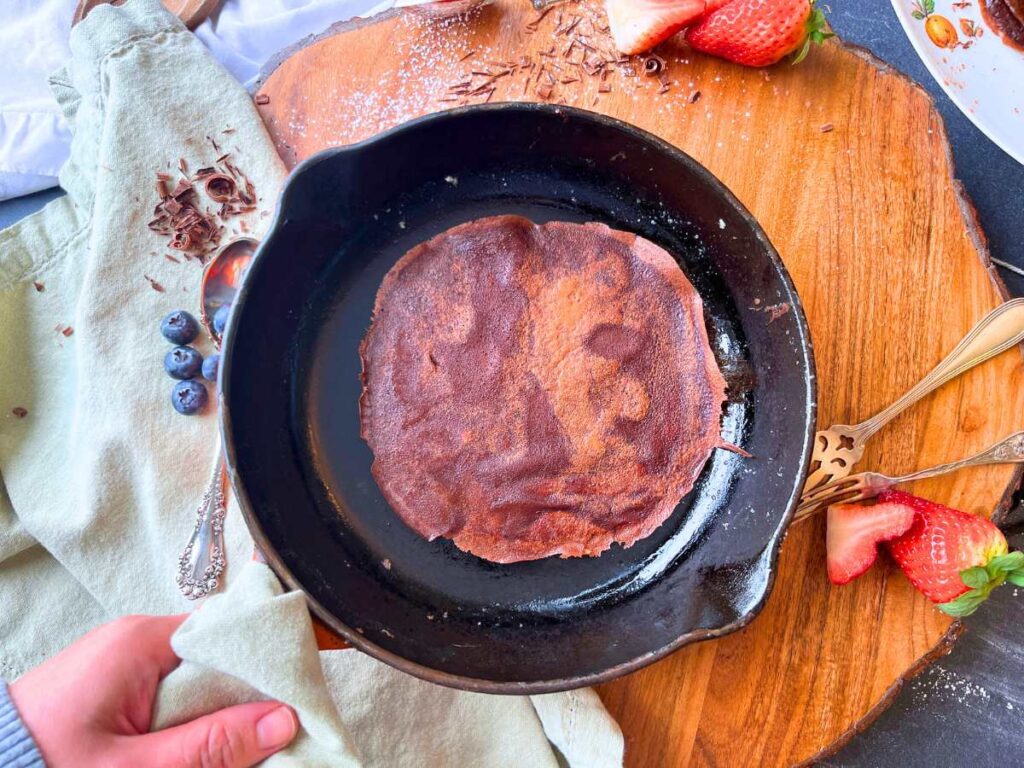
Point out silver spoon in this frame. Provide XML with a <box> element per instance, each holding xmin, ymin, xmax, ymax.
<box><xmin>175</xmin><ymin>237</ymin><xmax>258</xmax><ymax>600</ymax></box>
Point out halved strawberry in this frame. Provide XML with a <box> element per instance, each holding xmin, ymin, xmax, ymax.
<box><xmin>606</xmin><ymin>0</ymin><xmax>707</xmax><ymax>55</ymax></box>
<box><xmin>685</xmin><ymin>0</ymin><xmax>833</xmax><ymax>67</ymax></box>
<box><xmin>826</xmin><ymin>500</ymin><xmax>915</xmax><ymax>585</ymax></box>
<box><xmin>882</xmin><ymin>490</ymin><xmax>1024</xmax><ymax>616</ymax></box>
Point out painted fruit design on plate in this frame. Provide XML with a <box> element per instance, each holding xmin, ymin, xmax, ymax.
<box><xmin>912</xmin><ymin>0</ymin><xmax>988</xmax><ymax>49</ymax></box>
<box><xmin>912</xmin><ymin>0</ymin><xmax>959</xmax><ymax>47</ymax></box>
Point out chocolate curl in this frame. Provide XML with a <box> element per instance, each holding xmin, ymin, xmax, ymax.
<box><xmin>204</xmin><ymin>174</ymin><xmax>237</xmax><ymax>203</ymax></box>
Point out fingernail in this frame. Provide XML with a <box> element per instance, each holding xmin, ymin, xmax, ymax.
<box><xmin>256</xmin><ymin>705</ymin><xmax>298</xmax><ymax>750</ymax></box>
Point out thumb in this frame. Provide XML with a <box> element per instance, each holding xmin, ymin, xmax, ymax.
<box><xmin>130</xmin><ymin>700</ymin><xmax>299</xmax><ymax>768</ymax></box>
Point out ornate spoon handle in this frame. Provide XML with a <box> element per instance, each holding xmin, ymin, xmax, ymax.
<box><xmin>176</xmin><ymin>446</ymin><xmax>228</xmax><ymax>600</ymax></box>
<box><xmin>893</xmin><ymin>431</ymin><xmax>1024</xmax><ymax>485</ymax></box>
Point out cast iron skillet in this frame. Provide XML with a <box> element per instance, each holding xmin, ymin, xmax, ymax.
<box><xmin>221</xmin><ymin>103</ymin><xmax>817</xmax><ymax>694</ymax></box>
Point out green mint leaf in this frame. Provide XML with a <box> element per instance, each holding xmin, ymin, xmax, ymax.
<box><xmin>1006</xmin><ymin>571</ymin><xmax>1024</xmax><ymax>588</ymax></box>
<box><xmin>961</xmin><ymin>566</ymin><xmax>991</xmax><ymax>589</ymax></box>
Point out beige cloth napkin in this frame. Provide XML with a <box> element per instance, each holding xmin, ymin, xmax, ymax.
<box><xmin>0</xmin><ymin>1</ymin><xmax>624</xmax><ymax>765</ymax></box>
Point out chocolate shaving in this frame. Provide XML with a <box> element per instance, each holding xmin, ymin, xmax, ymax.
<box><xmin>11</xmin><ymin>407</ymin><xmax>27</xmax><ymax>419</ymax></box>
<box><xmin>205</xmin><ymin>174</ymin><xmax>237</xmax><ymax>202</ymax></box>
<box><xmin>820</xmin><ymin>123</ymin><xmax>834</xmax><ymax>133</ymax></box>
<box><xmin>149</xmin><ymin>150</ymin><xmax>258</xmax><ymax>261</ymax></box>
<box><xmin>643</xmin><ymin>54</ymin><xmax>667</xmax><ymax>75</ymax></box>
<box><xmin>764</xmin><ymin>302</ymin><xmax>791</xmax><ymax>323</ymax></box>
<box><xmin>690</xmin><ymin>90</ymin><xmax>702</xmax><ymax>103</ymax></box>
<box><xmin>170</xmin><ymin>179</ymin><xmax>192</xmax><ymax>199</ymax></box>
<box><xmin>561</xmin><ymin>16</ymin><xmax>582</xmax><ymax>36</ymax></box>
<box><xmin>32</xmin><ymin>281</ymin><xmax>44</xmax><ymax>292</ymax></box>
<box><xmin>254</xmin><ymin>94</ymin><xmax>270</xmax><ymax>105</ymax></box>
<box><xmin>525</xmin><ymin>5</ymin><xmax>555</xmax><ymax>31</ymax></box>
<box><xmin>144</xmin><ymin>275</ymin><xmax>166</xmax><ymax>293</ymax></box>
<box><xmin>164</xmin><ymin>254</ymin><xmax>181</xmax><ymax>264</ymax></box>
<box><xmin>444</xmin><ymin>3</ymin><xmax>683</xmax><ymax>114</ymax></box>
<box><xmin>170</xmin><ymin>232</ymin><xmax>193</xmax><ymax>250</ymax></box>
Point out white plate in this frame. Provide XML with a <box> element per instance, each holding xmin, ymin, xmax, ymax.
<box><xmin>891</xmin><ymin>0</ymin><xmax>1024</xmax><ymax>165</ymax></box>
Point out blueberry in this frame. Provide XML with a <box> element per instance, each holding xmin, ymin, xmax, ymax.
<box><xmin>164</xmin><ymin>346</ymin><xmax>204</xmax><ymax>380</ymax></box>
<box><xmin>212</xmin><ymin>304</ymin><xmax>232</xmax><ymax>335</ymax></box>
<box><xmin>202</xmin><ymin>353</ymin><xmax>220</xmax><ymax>382</ymax></box>
<box><xmin>171</xmin><ymin>380</ymin><xmax>208</xmax><ymax>415</ymax></box>
<box><xmin>160</xmin><ymin>310</ymin><xmax>200</xmax><ymax>345</ymax></box>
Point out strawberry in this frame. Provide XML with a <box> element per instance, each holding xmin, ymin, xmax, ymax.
<box><xmin>826</xmin><ymin>500</ymin><xmax>915</xmax><ymax>585</ymax></box>
<box><xmin>882</xmin><ymin>490</ymin><xmax>1024</xmax><ymax>616</ymax></box>
<box><xmin>685</xmin><ymin>0</ymin><xmax>834</xmax><ymax>67</ymax></box>
<box><xmin>606</xmin><ymin>0</ymin><xmax>707</xmax><ymax>56</ymax></box>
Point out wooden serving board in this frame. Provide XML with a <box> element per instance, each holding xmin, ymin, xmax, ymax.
<box><xmin>254</xmin><ymin>2</ymin><xmax>1024</xmax><ymax>765</ymax></box>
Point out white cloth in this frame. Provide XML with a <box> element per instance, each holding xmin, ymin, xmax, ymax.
<box><xmin>0</xmin><ymin>0</ymin><xmax>77</xmax><ymax>200</ymax></box>
<box><xmin>0</xmin><ymin>0</ymin><xmax>398</xmax><ymax>201</ymax></box>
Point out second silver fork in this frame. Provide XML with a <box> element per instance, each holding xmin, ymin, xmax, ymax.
<box><xmin>794</xmin><ymin>430</ymin><xmax>1024</xmax><ymax>521</ymax></box>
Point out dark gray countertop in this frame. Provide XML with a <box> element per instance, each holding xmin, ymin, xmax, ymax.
<box><xmin>1</xmin><ymin>4</ymin><xmax>1021</xmax><ymax>765</ymax></box>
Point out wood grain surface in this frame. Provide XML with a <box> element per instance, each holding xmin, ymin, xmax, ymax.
<box><xmin>253</xmin><ymin>2</ymin><xmax>1024</xmax><ymax>765</ymax></box>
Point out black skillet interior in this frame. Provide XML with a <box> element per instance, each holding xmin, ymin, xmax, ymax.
<box><xmin>221</xmin><ymin>104</ymin><xmax>816</xmax><ymax>693</ymax></box>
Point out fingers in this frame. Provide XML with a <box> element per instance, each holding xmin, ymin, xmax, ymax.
<box><xmin>109</xmin><ymin>614</ymin><xmax>189</xmax><ymax>678</ymax></box>
<box><xmin>129</xmin><ymin>701</ymin><xmax>299</xmax><ymax>768</ymax></box>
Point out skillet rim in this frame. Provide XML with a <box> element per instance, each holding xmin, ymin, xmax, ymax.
<box><xmin>220</xmin><ymin>102</ymin><xmax>818</xmax><ymax>694</ymax></box>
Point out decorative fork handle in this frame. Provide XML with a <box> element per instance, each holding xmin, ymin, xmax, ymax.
<box><xmin>892</xmin><ymin>431</ymin><xmax>1024</xmax><ymax>485</ymax></box>
<box><xmin>176</xmin><ymin>445</ymin><xmax>228</xmax><ymax>600</ymax></box>
<box><xmin>851</xmin><ymin>299</ymin><xmax>1024</xmax><ymax>443</ymax></box>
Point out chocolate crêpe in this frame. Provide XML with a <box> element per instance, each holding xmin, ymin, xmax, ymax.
<box><xmin>359</xmin><ymin>216</ymin><xmax>728</xmax><ymax>563</ymax></box>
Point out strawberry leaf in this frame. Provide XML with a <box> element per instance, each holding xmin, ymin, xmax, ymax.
<box><xmin>938</xmin><ymin>589</ymin><xmax>987</xmax><ymax>617</ymax></box>
<box><xmin>792</xmin><ymin>6</ymin><xmax>836</xmax><ymax>65</ymax></box>
<box><xmin>961</xmin><ymin>566</ymin><xmax>990</xmax><ymax>589</ymax></box>
<box><xmin>990</xmin><ymin>551</ymin><xmax>1024</xmax><ymax>572</ymax></box>
<box><xmin>925</xmin><ymin>0</ymin><xmax>935</xmax><ymax>13</ymax></box>
<box><xmin>1007</xmin><ymin>571</ymin><xmax>1024</xmax><ymax>588</ymax></box>
<box><xmin>911</xmin><ymin>10</ymin><xmax>925</xmax><ymax>20</ymax></box>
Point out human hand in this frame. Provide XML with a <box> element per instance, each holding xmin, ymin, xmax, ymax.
<box><xmin>9</xmin><ymin>614</ymin><xmax>298</xmax><ymax>768</ymax></box>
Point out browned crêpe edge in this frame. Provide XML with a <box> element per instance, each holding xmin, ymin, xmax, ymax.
<box><xmin>359</xmin><ymin>215</ymin><xmax>727</xmax><ymax>563</ymax></box>
<box><xmin>981</xmin><ymin>0</ymin><xmax>1024</xmax><ymax>49</ymax></box>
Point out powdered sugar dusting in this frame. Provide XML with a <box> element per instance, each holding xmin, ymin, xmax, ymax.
<box><xmin>911</xmin><ymin>667</ymin><xmax>993</xmax><ymax>708</ymax></box>
<box><xmin>277</xmin><ymin>0</ymin><xmax>726</xmax><ymax>151</ymax></box>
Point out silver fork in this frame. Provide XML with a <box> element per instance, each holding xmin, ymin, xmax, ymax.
<box><xmin>793</xmin><ymin>430</ymin><xmax>1024</xmax><ymax>521</ymax></box>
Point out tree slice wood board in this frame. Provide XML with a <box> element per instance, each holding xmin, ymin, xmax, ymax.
<box><xmin>253</xmin><ymin>2</ymin><xmax>1024</xmax><ymax>765</ymax></box>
